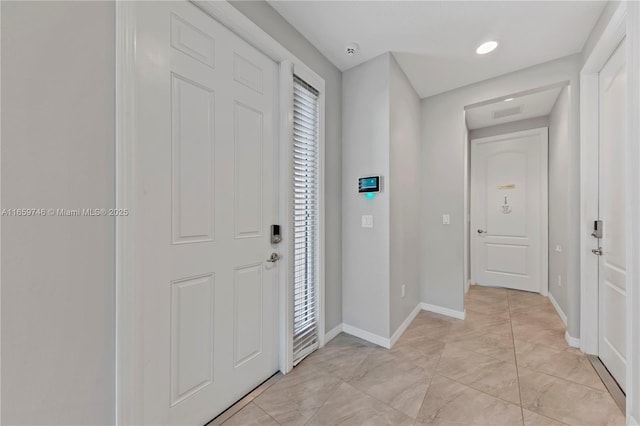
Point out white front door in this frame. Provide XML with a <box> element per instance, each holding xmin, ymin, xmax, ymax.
<box><xmin>597</xmin><ymin>38</ymin><xmax>627</xmax><ymax>392</ymax></box>
<box><xmin>134</xmin><ymin>2</ymin><xmax>279</xmax><ymax>424</ymax></box>
<box><xmin>471</xmin><ymin>128</ymin><xmax>548</xmax><ymax>293</ymax></box>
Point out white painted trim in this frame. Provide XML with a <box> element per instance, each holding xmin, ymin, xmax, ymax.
<box><xmin>0</xmin><ymin>2</ymin><xmax>3</xmax><ymax>421</ymax></box>
<box><xmin>548</xmin><ymin>292</ymin><xmax>568</xmax><ymax>327</ymax></box>
<box><xmin>115</xmin><ymin>3</ymin><xmax>141</xmax><ymax>425</ymax></box>
<box><xmin>579</xmin><ymin>71</ymin><xmax>600</xmax><ymax>356</ymax></box>
<box><xmin>463</xmin><ymin>111</ymin><xmax>470</xmax><ymax>298</ymax></box>
<box><xmin>540</xmin><ymin>128</ymin><xmax>549</xmax><ymax>297</ymax></box>
<box><xmin>579</xmin><ymin>1</ymin><xmax>627</xmax><ymax>356</ymax></box>
<box><xmin>278</xmin><ymin>60</ymin><xmax>294</xmax><ymax>375</ymax></box>
<box><xmin>342</xmin><ymin>303</ymin><xmax>423</xmax><ymax>349</ymax></box>
<box><xmin>565</xmin><ymin>331</ymin><xmax>580</xmax><ymax>349</ymax></box>
<box><xmin>313</xmin><ymin>72</ymin><xmax>326</xmax><ymax>350</ymax></box>
<box><xmin>342</xmin><ymin>324</ymin><xmax>391</xmax><ymax>349</ymax></box>
<box><xmin>626</xmin><ymin>1</ymin><xmax>640</xmax><ymax>422</ymax></box>
<box><xmin>324</xmin><ymin>324</ymin><xmax>343</xmax><ymax>344</ymax></box>
<box><xmin>469</xmin><ymin>127</ymin><xmax>549</xmax><ymax>296</ymax></box>
<box><xmin>390</xmin><ymin>304</ymin><xmax>422</xmax><ymax>347</ymax></box>
<box><xmin>421</xmin><ymin>303</ymin><xmax>466</xmax><ymax>320</ymax></box>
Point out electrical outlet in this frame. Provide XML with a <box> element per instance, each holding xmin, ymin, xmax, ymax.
<box><xmin>401</xmin><ymin>284</ymin><xmax>405</xmax><ymax>298</ymax></box>
<box><xmin>558</xmin><ymin>275</ymin><xmax>562</xmax><ymax>287</ymax></box>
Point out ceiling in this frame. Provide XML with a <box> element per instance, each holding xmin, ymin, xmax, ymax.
<box><xmin>268</xmin><ymin>1</ymin><xmax>606</xmax><ymax>98</ymax></box>
<box><xmin>465</xmin><ymin>86</ymin><xmax>563</xmax><ymax>130</ymax></box>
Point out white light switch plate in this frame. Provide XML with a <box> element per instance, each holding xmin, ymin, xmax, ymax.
<box><xmin>442</xmin><ymin>214</ymin><xmax>450</xmax><ymax>225</ymax></box>
<box><xmin>362</xmin><ymin>215</ymin><xmax>373</xmax><ymax>228</ymax></box>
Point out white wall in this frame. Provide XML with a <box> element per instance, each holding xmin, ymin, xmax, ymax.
<box><xmin>548</xmin><ymin>86</ymin><xmax>571</xmax><ymax>317</ymax></box>
<box><xmin>1</xmin><ymin>2</ymin><xmax>115</xmax><ymax>424</ymax></box>
<box><xmin>389</xmin><ymin>56</ymin><xmax>421</xmax><ymax>334</ymax></box>
<box><xmin>229</xmin><ymin>0</ymin><xmax>344</xmax><ymax>333</ymax></box>
<box><xmin>342</xmin><ymin>54</ymin><xmax>391</xmax><ymax>338</ymax></box>
<box><xmin>342</xmin><ymin>53</ymin><xmax>421</xmax><ymax>341</ymax></box>
<box><xmin>421</xmin><ymin>55</ymin><xmax>581</xmax><ymax>336</ymax></box>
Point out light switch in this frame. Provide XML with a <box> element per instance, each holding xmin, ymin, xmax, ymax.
<box><xmin>362</xmin><ymin>215</ymin><xmax>373</xmax><ymax>228</ymax></box>
<box><xmin>442</xmin><ymin>214</ymin><xmax>450</xmax><ymax>225</ymax></box>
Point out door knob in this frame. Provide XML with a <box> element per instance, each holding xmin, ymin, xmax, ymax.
<box><xmin>477</xmin><ymin>229</ymin><xmax>486</xmax><ymax>234</ymax></box>
<box><xmin>266</xmin><ymin>252</ymin><xmax>280</xmax><ymax>263</ymax></box>
<box><xmin>592</xmin><ymin>247</ymin><xmax>603</xmax><ymax>256</ymax></box>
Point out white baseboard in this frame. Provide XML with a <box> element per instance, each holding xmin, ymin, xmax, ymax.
<box><xmin>389</xmin><ymin>304</ymin><xmax>422</xmax><ymax>347</ymax></box>
<box><xmin>565</xmin><ymin>331</ymin><xmax>580</xmax><ymax>348</ymax></box>
<box><xmin>324</xmin><ymin>323</ymin><xmax>343</xmax><ymax>345</ymax></box>
<box><xmin>548</xmin><ymin>292</ymin><xmax>568</xmax><ymax>326</ymax></box>
<box><xmin>421</xmin><ymin>303</ymin><xmax>466</xmax><ymax>320</ymax></box>
<box><xmin>342</xmin><ymin>324</ymin><xmax>391</xmax><ymax>349</ymax></box>
<box><xmin>629</xmin><ymin>415</ymin><xmax>639</xmax><ymax>426</ymax></box>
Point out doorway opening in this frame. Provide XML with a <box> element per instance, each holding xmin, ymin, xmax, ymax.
<box><xmin>463</xmin><ymin>82</ymin><xmax>570</xmax><ymax>310</ymax></box>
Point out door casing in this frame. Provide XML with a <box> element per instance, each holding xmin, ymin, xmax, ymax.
<box><xmin>579</xmin><ymin>2</ymin><xmax>627</xmax><ymax>356</ymax></box>
<box><xmin>580</xmin><ymin>1</ymin><xmax>640</xmax><ymax>422</ymax></box>
<box><xmin>115</xmin><ymin>1</ymin><xmax>326</xmax><ymax>424</ymax></box>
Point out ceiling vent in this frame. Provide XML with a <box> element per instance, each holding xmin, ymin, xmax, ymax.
<box><xmin>492</xmin><ymin>105</ymin><xmax>523</xmax><ymax>119</ymax></box>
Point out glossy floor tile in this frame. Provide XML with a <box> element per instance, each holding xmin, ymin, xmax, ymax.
<box><xmin>221</xmin><ymin>286</ymin><xmax>623</xmax><ymax>425</ymax></box>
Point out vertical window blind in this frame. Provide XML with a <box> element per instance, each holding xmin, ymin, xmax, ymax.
<box><xmin>292</xmin><ymin>75</ymin><xmax>320</xmax><ymax>365</ymax></box>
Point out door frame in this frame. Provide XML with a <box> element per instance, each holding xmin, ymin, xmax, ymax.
<box><xmin>469</xmin><ymin>128</ymin><xmax>549</xmax><ymax>296</ymax></box>
<box><xmin>579</xmin><ymin>1</ymin><xmax>626</xmax><ymax>356</ymax></box>
<box><xmin>581</xmin><ymin>2</ymin><xmax>640</xmax><ymax>422</ymax></box>
<box><xmin>115</xmin><ymin>2</ymin><xmax>326</xmax><ymax>424</ymax></box>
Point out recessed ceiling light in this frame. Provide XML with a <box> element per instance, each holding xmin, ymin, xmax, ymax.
<box><xmin>476</xmin><ymin>41</ymin><xmax>498</xmax><ymax>55</ymax></box>
<box><xmin>504</xmin><ymin>98</ymin><xmax>514</xmax><ymax>102</ymax></box>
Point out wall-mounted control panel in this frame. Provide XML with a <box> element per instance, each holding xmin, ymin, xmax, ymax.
<box><xmin>358</xmin><ymin>176</ymin><xmax>381</xmax><ymax>193</ymax></box>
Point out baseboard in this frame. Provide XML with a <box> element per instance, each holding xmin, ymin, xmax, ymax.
<box><xmin>324</xmin><ymin>323</ymin><xmax>343</xmax><ymax>345</ymax></box>
<box><xmin>565</xmin><ymin>331</ymin><xmax>580</xmax><ymax>348</ymax></box>
<box><xmin>342</xmin><ymin>324</ymin><xmax>391</xmax><ymax>349</ymax></box>
<box><xmin>421</xmin><ymin>303</ymin><xmax>466</xmax><ymax>320</ymax></box>
<box><xmin>389</xmin><ymin>304</ymin><xmax>422</xmax><ymax>347</ymax></box>
<box><xmin>629</xmin><ymin>415</ymin><xmax>639</xmax><ymax>426</ymax></box>
<box><xmin>548</xmin><ymin>292</ymin><xmax>568</xmax><ymax>326</ymax></box>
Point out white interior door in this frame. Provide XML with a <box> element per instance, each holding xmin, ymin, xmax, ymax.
<box><xmin>134</xmin><ymin>2</ymin><xmax>279</xmax><ymax>424</ymax></box>
<box><xmin>471</xmin><ymin>128</ymin><xmax>548</xmax><ymax>293</ymax></box>
<box><xmin>597</xmin><ymin>38</ymin><xmax>627</xmax><ymax>392</ymax></box>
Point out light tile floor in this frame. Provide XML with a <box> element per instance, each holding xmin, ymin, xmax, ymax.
<box><xmin>222</xmin><ymin>285</ymin><xmax>625</xmax><ymax>425</ymax></box>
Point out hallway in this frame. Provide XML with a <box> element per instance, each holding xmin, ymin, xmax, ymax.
<box><xmin>220</xmin><ymin>286</ymin><xmax>624</xmax><ymax>425</ymax></box>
